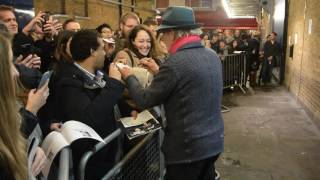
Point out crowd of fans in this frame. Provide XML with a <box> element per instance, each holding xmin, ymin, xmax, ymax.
<box><xmin>0</xmin><ymin>4</ymin><xmax>279</xmax><ymax>180</ymax></box>
<box><xmin>0</xmin><ymin>4</ymin><xmax>168</xmax><ymax>180</ymax></box>
<box><xmin>200</xmin><ymin>29</ymin><xmax>281</xmax><ymax>86</ymax></box>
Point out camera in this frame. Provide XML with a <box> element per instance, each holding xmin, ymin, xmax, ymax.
<box><xmin>41</xmin><ymin>12</ymin><xmax>51</xmax><ymax>32</ymax></box>
<box><xmin>12</xmin><ymin>33</ymin><xmax>41</xmax><ymax>58</ymax></box>
<box><xmin>19</xmin><ymin>43</ymin><xmax>41</xmax><ymax>59</ymax></box>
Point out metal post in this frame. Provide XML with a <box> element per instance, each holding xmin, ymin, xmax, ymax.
<box><xmin>58</xmin><ymin>147</ymin><xmax>73</xmax><ymax>180</ymax></box>
<box><xmin>79</xmin><ymin>129</ymin><xmax>122</xmax><ymax>180</ymax></box>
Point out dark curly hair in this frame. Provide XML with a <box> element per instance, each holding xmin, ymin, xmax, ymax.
<box><xmin>70</xmin><ymin>29</ymin><xmax>100</xmax><ymax>62</ymax></box>
<box><xmin>96</xmin><ymin>23</ymin><xmax>112</xmax><ymax>34</ymax></box>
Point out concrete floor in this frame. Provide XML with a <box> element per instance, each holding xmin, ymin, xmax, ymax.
<box><xmin>217</xmin><ymin>85</ymin><xmax>320</xmax><ymax>180</ymax></box>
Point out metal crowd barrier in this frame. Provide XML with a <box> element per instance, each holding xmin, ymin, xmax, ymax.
<box><xmin>79</xmin><ymin>129</ymin><xmax>122</xmax><ymax>180</ymax></box>
<box><xmin>220</xmin><ymin>53</ymin><xmax>247</xmax><ymax>93</ymax></box>
<box><xmin>41</xmin><ymin>147</ymin><xmax>73</xmax><ymax>180</ymax></box>
<box><xmin>78</xmin><ymin>129</ymin><xmax>163</xmax><ymax>180</ymax></box>
<box><xmin>57</xmin><ymin>147</ymin><xmax>73</xmax><ymax>180</ymax></box>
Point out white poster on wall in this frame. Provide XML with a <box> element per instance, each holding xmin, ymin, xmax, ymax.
<box><xmin>288</xmin><ymin>36</ymin><xmax>291</xmax><ymax>45</ymax></box>
<box><xmin>308</xmin><ymin>19</ymin><xmax>312</xmax><ymax>34</ymax></box>
<box><xmin>294</xmin><ymin>33</ymin><xmax>298</xmax><ymax>44</ymax></box>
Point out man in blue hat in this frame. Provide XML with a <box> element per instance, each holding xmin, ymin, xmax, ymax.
<box><xmin>119</xmin><ymin>6</ymin><xmax>224</xmax><ymax>180</ymax></box>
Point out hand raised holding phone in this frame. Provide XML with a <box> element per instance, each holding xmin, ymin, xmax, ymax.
<box><xmin>37</xmin><ymin>71</ymin><xmax>52</xmax><ymax>89</ymax></box>
<box><xmin>26</xmin><ymin>81</ymin><xmax>50</xmax><ymax>116</ymax></box>
<box><xmin>25</xmin><ymin>71</ymin><xmax>52</xmax><ymax>115</ymax></box>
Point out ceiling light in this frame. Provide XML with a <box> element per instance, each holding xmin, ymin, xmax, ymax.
<box><xmin>222</xmin><ymin>0</ymin><xmax>256</xmax><ymax>18</ymax></box>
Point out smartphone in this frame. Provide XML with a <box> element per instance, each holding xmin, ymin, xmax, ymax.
<box><xmin>37</xmin><ymin>71</ymin><xmax>52</xmax><ymax>89</ymax></box>
<box><xmin>41</xmin><ymin>12</ymin><xmax>51</xmax><ymax>32</ymax></box>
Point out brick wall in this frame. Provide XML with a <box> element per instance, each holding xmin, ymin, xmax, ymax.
<box><xmin>34</xmin><ymin>0</ymin><xmax>155</xmax><ymax>30</ymax></box>
<box><xmin>285</xmin><ymin>0</ymin><xmax>320</xmax><ymax>124</ymax></box>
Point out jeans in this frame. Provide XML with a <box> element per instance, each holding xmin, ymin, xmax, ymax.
<box><xmin>261</xmin><ymin>57</ymin><xmax>275</xmax><ymax>83</ymax></box>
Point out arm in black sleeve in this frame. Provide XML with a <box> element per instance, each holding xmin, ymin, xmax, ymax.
<box><xmin>117</xmin><ymin>97</ymin><xmax>135</xmax><ymax>117</ymax></box>
<box><xmin>58</xmin><ymin>78</ymin><xmax>125</xmax><ymax>131</ymax></box>
<box><xmin>19</xmin><ymin>107</ymin><xmax>38</xmax><ymax>137</ymax></box>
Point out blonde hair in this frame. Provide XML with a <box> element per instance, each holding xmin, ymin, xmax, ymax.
<box><xmin>120</xmin><ymin>12</ymin><xmax>140</xmax><ymax>25</ymax></box>
<box><xmin>0</xmin><ymin>32</ymin><xmax>27</xmax><ymax>180</ymax></box>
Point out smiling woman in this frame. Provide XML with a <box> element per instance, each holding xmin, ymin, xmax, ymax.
<box><xmin>113</xmin><ymin>25</ymin><xmax>165</xmax><ymax>110</ymax></box>
<box><xmin>114</xmin><ymin>24</ymin><xmax>164</xmax><ymax>67</ymax></box>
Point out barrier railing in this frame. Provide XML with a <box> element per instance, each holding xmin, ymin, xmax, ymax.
<box><xmin>78</xmin><ymin>129</ymin><xmax>122</xmax><ymax>180</ymax></box>
<box><xmin>42</xmin><ymin>147</ymin><xmax>73</xmax><ymax>180</ymax></box>
<box><xmin>78</xmin><ymin>129</ymin><xmax>163</xmax><ymax>180</ymax></box>
<box><xmin>57</xmin><ymin>147</ymin><xmax>73</xmax><ymax>180</ymax></box>
<box><xmin>102</xmin><ymin>132</ymin><xmax>162</xmax><ymax>180</ymax></box>
<box><xmin>220</xmin><ymin>53</ymin><xmax>247</xmax><ymax>93</ymax></box>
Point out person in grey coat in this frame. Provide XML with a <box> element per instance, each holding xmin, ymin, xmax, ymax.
<box><xmin>119</xmin><ymin>6</ymin><xmax>224</xmax><ymax>180</ymax></box>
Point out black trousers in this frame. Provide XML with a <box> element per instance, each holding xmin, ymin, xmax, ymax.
<box><xmin>165</xmin><ymin>154</ymin><xmax>220</xmax><ymax>180</ymax></box>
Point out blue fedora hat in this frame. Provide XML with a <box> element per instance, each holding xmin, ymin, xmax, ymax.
<box><xmin>157</xmin><ymin>6</ymin><xmax>202</xmax><ymax>31</ymax></box>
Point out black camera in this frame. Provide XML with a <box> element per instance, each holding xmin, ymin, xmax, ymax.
<box><xmin>19</xmin><ymin>43</ymin><xmax>41</xmax><ymax>58</ymax></box>
<box><xmin>12</xmin><ymin>33</ymin><xmax>41</xmax><ymax>58</ymax></box>
<box><xmin>41</xmin><ymin>12</ymin><xmax>51</xmax><ymax>32</ymax></box>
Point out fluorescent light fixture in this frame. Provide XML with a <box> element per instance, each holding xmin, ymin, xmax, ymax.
<box><xmin>232</xmin><ymin>15</ymin><xmax>255</xmax><ymax>18</ymax></box>
<box><xmin>273</xmin><ymin>0</ymin><xmax>285</xmax><ymax>21</ymax></box>
<box><xmin>15</xmin><ymin>8</ymin><xmax>35</xmax><ymax>17</ymax></box>
<box><xmin>222</xmin><ymin>0</ymin><xmax>255</xmax><ymax>19</ymax></box>
<box><xmin>222</xmin><ymin>0</ymin><xmax>232</xmax><ymax>17</ymax></box>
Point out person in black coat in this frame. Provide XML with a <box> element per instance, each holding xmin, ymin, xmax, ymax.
<box><xmin>261</xmin><ymin>32</ymin><xmax>281</xmax><ymax>83</ymax></box>
<box><xmin>54</xmin><ymin>29</ymin><xmax>125</xmax><ymax>179</ymax></box>
<box><xmin>37</xmin><ymin>30</ymin><xmax>75</xmax><ymax>135</ymax></box>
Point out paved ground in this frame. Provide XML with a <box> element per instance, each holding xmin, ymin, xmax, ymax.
<box><xmin>216</xmin><ymin>85</ymin><xmax>320</xmax><ymax>180</ymax></box>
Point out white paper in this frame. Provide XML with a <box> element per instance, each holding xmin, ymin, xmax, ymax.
<box><xmin>120</xmin><ymin>110</ymin><xmax>155</xmax><ymax>127</ymax></box>
<box><xmin>41</xmin><ymin>132</ymin><xmax>69</xmax><ymax>177</ymax></box>
<box><xmin>60</xmin><ymin>120</ymin><xmax>104</xmax><ymax>143</ymax></box>
<box><xmin>115</xmin><ymin>62</ymin><xmax>130</xmax><ymax>69</ymax></box>
<box><xmin>41</xmin><ymin>120</ymin><xmax>104</xmax><ymax>177</ymax></box>
<box><xmin>119</xmin><ymin>110</ymin><xmax>162</xmax><ymax>139</ymax></box>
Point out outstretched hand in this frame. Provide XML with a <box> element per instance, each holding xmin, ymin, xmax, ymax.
<box><xmin>109</xmin><ymin>63</ymin><xmax>122</xmax><ymax>81</ymax></box>
<box><xmin>139</xmin><ymin>58</ymin><xmax>159</xmax><ymax>75</ymax></box>
<box><xmin>117</xmin><ymin>65</ymin><xmax>133</xmax><ymax>80</ymax></box>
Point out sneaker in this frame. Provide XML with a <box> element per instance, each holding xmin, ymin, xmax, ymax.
<box><xmin>214</xmin><ymin>169</ymin><xmax>220</xmax><ymax>180</ymax></box>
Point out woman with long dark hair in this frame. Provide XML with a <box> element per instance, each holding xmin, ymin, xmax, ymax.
<box><xmin>114</xmin><ymin>25</ymin><xmax>165</xmax><ymax>110</ymax></box>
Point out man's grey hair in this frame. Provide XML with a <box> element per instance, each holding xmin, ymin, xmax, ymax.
<box><xmin>174</xmin><ymin>28</ymin><xmax>203</xmax><ymax>39</ymax></box>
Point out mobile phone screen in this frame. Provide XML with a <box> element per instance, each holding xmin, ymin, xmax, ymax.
<box><xmin>37</xmin><ymin>71</ymin><xmax>52</xmax><ymax>89</ymax></box>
